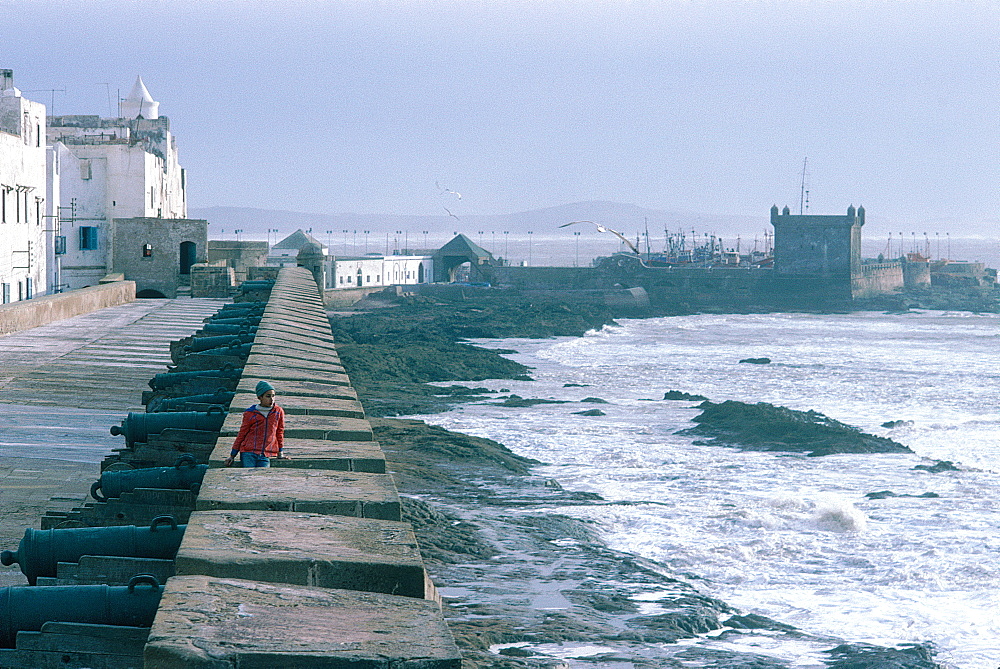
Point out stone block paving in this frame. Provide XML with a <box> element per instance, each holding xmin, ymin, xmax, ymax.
<box><xmin>0</xmin><ymin>298</ymin><xmax>229</xmax><ymax>585</ymax></box>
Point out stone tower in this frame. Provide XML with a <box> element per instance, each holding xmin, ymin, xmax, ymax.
<box><xmin>770</xmin><ymin>204</ymin><xmax>865</xmax><ymax>280</ymax></box>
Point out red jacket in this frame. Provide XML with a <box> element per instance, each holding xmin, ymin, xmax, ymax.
<box><xmin>231</xmin><ymin>404</ymin><xmax>285</xmax><ymax>457</ymax></box>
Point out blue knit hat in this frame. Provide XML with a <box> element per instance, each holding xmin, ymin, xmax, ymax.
<box><xmin>255</xmin><ymin>380</ymin><xmax>275</xmax><ymax>397</ymax></box>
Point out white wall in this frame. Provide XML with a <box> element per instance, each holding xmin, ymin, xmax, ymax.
<box><xmin>48</xmin><ymin>114</ymin><xmax>187</xmax><ymax>289</ymax></box>
<box><xmin>327</xmin><ymin>254</ymin><xmax>432</xmax><ymax>289</ymax></box>
<box><xmin>0</xmin><ymin>89</ymin><xmax>48</xmax><ymax>301</ymax></box>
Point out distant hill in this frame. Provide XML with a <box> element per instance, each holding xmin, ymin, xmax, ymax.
<box><xmin>190</xmin><ymin>201</ymin><xmax>771</xmax><ymax>242</ymax></box>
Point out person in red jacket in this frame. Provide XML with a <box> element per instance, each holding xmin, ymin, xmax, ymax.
<box><xmin>224</xmin><ymin>380</ymin><xmax>289</xmax><ymax>467</ymax></box>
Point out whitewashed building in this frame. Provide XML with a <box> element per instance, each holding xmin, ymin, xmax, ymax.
<box><xmin>0</xmin><ymin>70</ymin><xmax>47</xmax><ymax>302</ymax></box>
<box><xmin>327</xmin><ymin>253</ymin><xmax>432</xmax><ymax>290</ymax></box>
<box><xmin>47</xmin><ymin>76</ymin><xmax>188</xmax><ymax>289</ymax></box>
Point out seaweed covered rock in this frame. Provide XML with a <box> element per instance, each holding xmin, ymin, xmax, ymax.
<box><xmin>679</xmin><ymin>400</ymin><xmax>913</xmax><ymax>457</ymax></box>
<box><xmin>662</xmin><ymin>390</ymin><xmax>708</xmax><ymax>401</ymax></box>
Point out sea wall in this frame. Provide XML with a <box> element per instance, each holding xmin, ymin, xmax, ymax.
<box><xmin>855</xmin><ymin>261</ymin><xmax>905</xmax><ymax>298</ymax></box>
<box><xmin>145</xmin><ymin>267</ymin><xmax>462</xmax><ymax>667</ymax></box>
<box><xmin>0</xmin><ymin>279</ymin><xmax>135</xmax><ymax>336</ymax></box>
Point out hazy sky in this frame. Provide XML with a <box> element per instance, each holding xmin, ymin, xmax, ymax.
<box><xmin>4</xmin><ymin>0</ymin><xmax>999</xmax><ymax>232</ymax></box>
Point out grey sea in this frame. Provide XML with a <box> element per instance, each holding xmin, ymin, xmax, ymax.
<box><xmin>417</xmin><ymin>309</ymin><xmax>1000</xmax><ymax>668</ymax></box>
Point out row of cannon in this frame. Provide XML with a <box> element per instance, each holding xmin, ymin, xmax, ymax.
<box><xmin>0</xmin><ymin>287</ymin><xmax>272</xmax><ymax>654</ymax></box>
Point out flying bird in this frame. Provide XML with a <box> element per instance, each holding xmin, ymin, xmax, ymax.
<box><xmin>436</xmin><ymin>181</ymin><xmax>462</xmax><ymax>199</ymax></box>
<box><xmin>444</xmin><ymin>207</ymin><xmax>460</xmax><ymax>221</ymax></box>
<box><xmin>558</xmin><ymin>220</ymin><xmax>640</xmax><ymax>255</ymax></box>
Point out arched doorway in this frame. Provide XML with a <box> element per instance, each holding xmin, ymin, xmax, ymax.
<box><xmin>179</xmin><ymin>241</ymin><xmax>197</xmax><ymax>275</ymax></box>
<box><xmin>356</xmin><ymin>268</ymin><xmax>363</xmax><ymax>287</ymax></box>
<box><xmin>417</xmin><ymin>263</ymin><xmax>425</xmax><ymax>283</ymax></box>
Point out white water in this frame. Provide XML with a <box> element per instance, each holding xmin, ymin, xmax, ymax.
<box><xmin>418</xmin><ymin>311</ymin><xmax>1000</xmax><ymax>668</ymax></box>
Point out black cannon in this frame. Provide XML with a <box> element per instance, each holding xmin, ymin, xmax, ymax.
<box><xmin>111</xmin><ymin>407</ymin><xmax>226</xmax><ymax>448</ymax></box>
<box><xmin>200</xmin><ymin>323</ymin><xmax>258</xmax><ymax>336</ymax></box>
<box><xmin>217</xmin><ymin>303</ymin><xmax>265</xmax><ymax>315</ymax></box>
<box><xmin>0</xmin><ymin>575</ymin><xmax>162</xmax><ymax>647</ymax></box>
<box><xmin>237</xmin><ymin>280</ymin><xmax>274</xmax><ymax>290</ymax></box>
<box><xmin>1</xmin><ymin>516</ymin><xmax>185</xmax><ymax>585</ymax></box>
<box><xmin>91</xmin><ymin>455</ymin><xmax>208</xmax><ymax>501</ymax></box>
<box><xmin>147</xmin><ymin>368</ymin><xmax>243</xmax><ymax>391</ymax></box>
<box><xmin>186</xmin><ymin>342</ymin><xmax>253</xmax><ymax>359</ymax></box>
<box><xmin>184</xmin><ymin>334</ymin><xmax>255</xmax><ymax>353</ymax></box>
<box><xmin>147</xmin><ymin>390</ymin><xmax>235</xmax><ymax>413</ymax></box>
<box><xmin>203</xmin><ymin>316</ymin><xmax>261</xmax><ymax>327</ymax></box>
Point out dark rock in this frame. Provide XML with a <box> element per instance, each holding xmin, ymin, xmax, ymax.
<box><xmin>881</xmin><ymin>419</ymin><xmax>914</xmax><ymax>428</ymax></box>
<box><xmin>824</xmin><ymin>642</ymin><xmax>940</xmax><ymax>669</ymax></box>
<box><xmin>627</xmin><ymin>607</ymin><xmax>722</xmax><ymax>642</ymax></box>
<box><xmin>563</xmin><ymin>383</ymin><xmax>588</xmax><ymax>388</ymax></box>
<box><xmin>662</xmin><ymin>390</ymin><xmax>708</xmax><ymax>401</ymax></box>
<box><xmin>724</xmin><ymin>613</ymin><xmax>798</xmax><ymax>632</ymax></box>
<box><xmin>497</xmin><ymin>646</ymin><xmax>532</xmax><ymax>657</ymax></box>
<box><xmin>866</xmin><ymin>490</ymin><xmax>941</xmax><ymax>500</ymax></box>
<box><xmin>496</xmin><ymin>394</ymin><xmax>569</xmax><ymax>408</ymax></box>
<box><xmin>679</xmin><ymin>400</ymin><xmax>913</xmax><ymax>456</ymax></box>
<box><xmin>580</xmin><ymin>397</ymin><xmax>609</xmax><ymax>404</ymax></box>
<box><xmin>914</xmin><ymin>460</ymin><xmax>959</xmax><ymax>473</ymax></box>
<box><xmin>739</xmin><ymin>357</ymin><xmax>771</xmax><ymax>364</ymax></box>
<box><xmin>573</xmin><ymin>409</ymin><xmax>606</xmax><ymax>416</ymax></box>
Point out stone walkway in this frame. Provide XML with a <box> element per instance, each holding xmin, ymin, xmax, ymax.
<box><xmin>0</xmin><ymin>298</ymin><xmax>227</xmax><ymax>585</ymax></box>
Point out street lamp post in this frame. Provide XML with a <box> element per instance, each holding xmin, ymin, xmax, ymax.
<box><xmin>234</xmin><ymin>228</ymin><xmax>243</xmax><ymax>241</ymax></box>
<box><xmin>527</xmin><ymin>231</ymin><xmax>533</xmax><ymax>266</ymax></box>
<box><xmin>364</xmin><ymin>231</ymin><xmax>370</xmax><ymax>254</ymax></box>
<box><xmin>574</xmin><ymin>231</ymin><xmax>581</xmax><ymax>267</ymax></box>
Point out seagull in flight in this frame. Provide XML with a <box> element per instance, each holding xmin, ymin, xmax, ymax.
<box><xmin>444</xmin><ymin>207</ymin><xmax>460</xmax><ymax>221</ymax></box>
<box><xmin>558</xmin><ymin>220</ymin><xmax>640</xmax><ymax>255</ymax></box>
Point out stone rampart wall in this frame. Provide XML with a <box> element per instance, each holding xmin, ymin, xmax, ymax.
<box><xmin>145</xmin><ymin>267</ymin><xmax>462</xmax><ymax>667</ymax></box>
<box><xmin>0</xmin><ymin>280</ymin><xmax>136</xmax><ymax>336</ymax></box>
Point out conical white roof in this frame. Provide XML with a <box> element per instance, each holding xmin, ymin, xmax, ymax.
<box><xmin>120</xmin><ymin>76</ymin><xmax>159</xmax><ymax>119</ymax></box>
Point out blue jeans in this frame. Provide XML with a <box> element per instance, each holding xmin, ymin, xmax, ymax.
<box><xmin>240</xmin><ymin>452</ymin><xmax>270</xmax><ymax>468</ymax></box>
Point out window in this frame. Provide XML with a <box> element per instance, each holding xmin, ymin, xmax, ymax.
<box><xmin>80</xmin><ymin>161</ymin><xmax>92</xmax><ymax>180</ymax></box>
<box><xmin>1</xmin><ymin>283</ymin><xmax>8</xmax><ymax>304</ymax></box>
<box><xmin>25</xmin><ymin>278</ymin><xmax>32</xmax><ymax>300</ymax></box>
<box><xmin>54</xmin><ymin>236</ymin><xmax>66</xmax><ymax>255</ymax></box>
<box><xmin>79</xmin><ymin>226</ymin><xmax>98</xmax><ymax>250</ymax></box>
<box><xmin>142</xmin><ymin>243</ymin><xmax>153</xmax><ymax>258</ymax></box>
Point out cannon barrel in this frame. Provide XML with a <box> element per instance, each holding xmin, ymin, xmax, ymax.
<box><xmin>217</xmin><ymin>303</ymin><xmax>265</xmax><ymax>314</ymax></box>
<box><xmin>200</xmin><ymin>323</ymin><xmax>258</xmax><ymax>336</ymax></box>
<box><xmin>147</xmin><ymin>390</ymin><xmax>235</xmax><ymax>413</ymax></box>
<box><xmin>110</xmin><ymin>407</ymin><xmax>226</xmax><ymax>448</ymax></box>
<box><xmin>0</xmin><ymin>575</ymin><xmax>162</xmax><ymax>647</ymax></box>
<box><xmin>186</xmin><ymin>342</ymin><xmax>253</xmax><ymax>359</ymax></box>
<box><xmin>184</xmin><ymin>334</ymin><xmax>254</xmax><ymax>353</ymax></box>
<box><xmin>91</xmin><ymin>455</ymin><xmax>208</xmax><ymax>501</ymax></box>
<box><xmin>203</xmin><ymin>316</ymin><xmax>261</xmax><ymax>327</ymax></box>
<box><xmin>148</xmin><ymin>368</ymin><xmax>242</xmax><ymax>391</ymax></box>
<box><xmin>1</xmin><ymin>517</ymin><xmax>185</xmax><ymax>585</ymax></box>
<box><xmin>237</xmin><ymin>280</ymin><xmax>274</xmax><ymax>289</ymax></box>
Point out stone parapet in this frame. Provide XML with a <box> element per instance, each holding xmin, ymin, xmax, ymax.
<box><xmin>0</xmin><ymin>280</ymin><xmax>135</xmax><ymax>336</ymax></box>
<box><xmin>145</xmin><ymin>577</ymin><xmax>461</xmax><ymax>668</ymax></box>
<box><xmin>147</xmin><ymin>266</ymin><xmax>460</xmax><ymax>665</ymax></box>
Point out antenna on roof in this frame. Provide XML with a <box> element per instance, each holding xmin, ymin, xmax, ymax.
<box><xmin>799</xmin><ymin>157</ymin><xmax>810</xmax><ymax>214</ymax></box>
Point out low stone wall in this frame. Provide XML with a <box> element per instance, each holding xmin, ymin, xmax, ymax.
<box><xmin>322</xmin><ymin>285</ymin><xmax>388</xmax><ymax>307</ymax></box>
<box><xmin>0</xmin><ymin>280</ymin><xmax>136</xmax><ymax>337</ymax></box>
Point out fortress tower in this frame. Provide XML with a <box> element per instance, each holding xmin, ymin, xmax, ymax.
<box><xmin>770</xmin><ymin>204</ymin><xmax>864</xmax><ymax>280</ymax></box>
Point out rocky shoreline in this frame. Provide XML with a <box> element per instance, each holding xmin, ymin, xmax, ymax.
<box><xmin>329</xmin><ymin>291</ymin><xmax>952</xmax><ymax>668</ymax></box>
